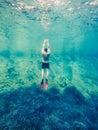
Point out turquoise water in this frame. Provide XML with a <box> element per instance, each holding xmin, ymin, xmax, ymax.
<box><xmin>0</xmin><ymin>0</ymin><xmax>98</xmax><ymax>129</ymax></box>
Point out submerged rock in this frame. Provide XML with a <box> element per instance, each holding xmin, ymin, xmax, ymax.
<box><xmin>72</xmin><ymin>121</ymin><xmax>87</xmax><ymax>130</ymax></box>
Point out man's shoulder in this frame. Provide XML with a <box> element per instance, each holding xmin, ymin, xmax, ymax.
<box><xmin>48</xmin><ymin>49</ymin><xmax>50</xmax><ymax>53</ymax></box>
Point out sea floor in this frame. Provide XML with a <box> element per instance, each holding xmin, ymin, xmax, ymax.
<box><xmin>0</xmin><ymin>54</ymin><xmax>98</xmax><ymax>129</ymax></box>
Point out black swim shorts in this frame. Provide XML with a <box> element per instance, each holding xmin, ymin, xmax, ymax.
<box><xmin>42</xmin><ymin>62</ymin><xmax>49</xmax><ymax>69</ymax></box>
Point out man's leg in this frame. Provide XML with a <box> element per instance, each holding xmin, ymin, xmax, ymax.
<box><xmin>45</xmin><ymin>69</ymin><xmax>49</xmax><ymax>89</ymax></box>
<box><xmin>40</xmin><ymin>69</ymin><xmax>44</xmax><ymax>88</ymax></box>
<box><xmin>46</xmin><ymin>69</ymin><xmax>49</xmax><ymax>80</ymax></box>
<box><xmin>42</xmin><ymin>69</ymin><xmax>44</xmax><ymax>79</ymax></box>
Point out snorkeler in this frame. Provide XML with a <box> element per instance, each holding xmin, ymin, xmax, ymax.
<box><xmin>40</xmin><ymin>39</ymin><xmax>50</xmax><ymax>89</ymax></box>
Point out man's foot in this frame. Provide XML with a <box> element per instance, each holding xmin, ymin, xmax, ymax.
<box><xmin>40</xmin><ymin>79</ymin><xmax>44</xmax><ymax>88</ymax></box>
<box><xmin>45</xmin><ymin>79</ymin><xmax>48</xmax><ymax>89</ymax></box>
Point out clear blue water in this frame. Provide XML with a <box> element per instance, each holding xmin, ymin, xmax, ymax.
<box><xmin>0</xmin><ymin>0</ymin><xmax>98</xmax><ymax>129</ymax></box>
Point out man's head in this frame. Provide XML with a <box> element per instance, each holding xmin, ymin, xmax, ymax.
<box><xmin>44</xmin><ymin>48</ymin><xmax>48</xmax><ymax>52</ymax></box>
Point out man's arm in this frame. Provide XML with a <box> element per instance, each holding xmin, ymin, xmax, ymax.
<box><xmin>41</xmin><ymin>39</ymin><xmax>50</xmax><ymax>54</ymax></box>
<box><xmin>42</xmin><ymin>49</ymin><xmax>44</xmax><ymax>54</ymax></box>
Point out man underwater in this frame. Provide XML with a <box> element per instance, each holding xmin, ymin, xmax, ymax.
<box><xmin>40</xmin><ymin>39</ymin><xmax>50</xmax><ymax>89</ymax></box>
